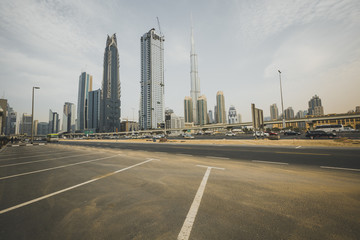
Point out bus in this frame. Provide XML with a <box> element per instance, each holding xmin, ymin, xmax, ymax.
<box><xmin>46</xmin><ymin>134</ymin><xmax>59</xmax><ymax>142</ymax></box>
<box><xmin>315</xmin><ymin>124</ymin><xmax>344</xmax><ymax>132</ymax></box>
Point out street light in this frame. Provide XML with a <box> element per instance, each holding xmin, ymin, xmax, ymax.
<box><xmin>278</xmin><ymin>70</ymin><xmax>285</xmax><ymax>129</ymax></box>
<box><xmin>31</xmin><ymin>86</ymin><xmax>40</xmax><ymax>144</ymax></box>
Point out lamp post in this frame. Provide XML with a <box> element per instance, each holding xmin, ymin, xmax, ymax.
<box><xmin>278</xmin><ymin>70</ymin><xmax>285</xmax><ymax>129</ymax></box>
<box><xmin>31</xmin><ymin>86</ymin><xmax>40</xmax><ymax>144</ymax></box>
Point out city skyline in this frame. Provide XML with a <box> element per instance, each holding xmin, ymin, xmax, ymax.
<box><xmin>1</xmin><ymin>0</ymin><xmax>359</xmax><ymax>123</ymax></box>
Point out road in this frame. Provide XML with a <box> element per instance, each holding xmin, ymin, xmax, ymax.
<box><xmin>0</xmin><ymin>142</ymin><xmax>359</xmax><ymax>239</ymax></box>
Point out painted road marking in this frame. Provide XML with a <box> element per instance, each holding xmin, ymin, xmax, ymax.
<box><xmin>276</xmin><ymin>151</ymin><xmax>330</xmax><ymax>156</ymax></box>
<box><xmin>295</xmin><ymin>146</ymin><xmax>302</xmax><ymax>149</ymax></box>
<box><xmin>177</xmin><ymin>165</ymin><xmax>225</xmax><ymax>240</ymax></box>
<box><xmin>0</xmin><ymin>154</ymin><xmax>122</xmax><ymax>181</ymax></box>
<box><xmin>0</xmin><ymin>153</ymin><xmax>94</xmax><ymax>168</ymax></box>
<box><xmin>1</xmin><ymin>151</ymin><xmax>71</xmax><ymax>161</ymax></box>
<box><xmin>176</xmin><ymin>154</ymin><xmax>193</xmax><ymax>157</ymax></box>
<box><xmin>320</xmin><ymin>166</ymin><xmax>360</xmax><ymax>172</ymax></box>
<box><xmin>252</xmin><ymin>160</ymin><xmax>289</xmax><ymax>165</ymax></box>
<box><xmin>0</xmin><ymin>158</ymin><xmax>158</xmax><ymax>215</ymax></box>
<box><xmin>206</xmin><ymin>156</ymin><xmax>230</xmax><ymax>160</ymax></box>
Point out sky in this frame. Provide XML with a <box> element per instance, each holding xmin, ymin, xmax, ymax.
<box><xmin>1</xmin><ymin>0</ymin><xmax>359</xmax><ymax>123</ymax></box>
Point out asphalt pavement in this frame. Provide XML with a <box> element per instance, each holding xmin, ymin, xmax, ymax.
<box><xmin>0</xmin><ymin>143</ymin><xmax>359</xmax><ymax>240</ymax></box>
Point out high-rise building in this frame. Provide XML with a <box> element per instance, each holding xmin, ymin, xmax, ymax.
<box><xmin>228</xmin><ymin>106</ymin><xmax>237</xmax><ymax>124</ymax></box>
<box><xmin>308</xmin><ymin>95</ymin><xmax>324</xmax><ymax>116</ymax></box>
<box><xmin>21</xmin><ymin>113</ymin><xmax>32</xmax><ymax>135</ymax></box>
<box><xmin>237</xmin><ymin>114</ymin><xmax>242</xmax><ymax>123</ymax></box>
<box><xmin>356</xmin><ymin>106</ymin><xmax>360</xmax><ymax>113</ymax></box>
<box><xmin>165</xmin><ymin>108</ymin><xmax>174</xmax><ymax>129</ymax></box>
<box><xmin>190</xmin><ymin>25</ymin><xmax>201</xmax><ymax>124</ymax></box>
<box><xmin>0</xmin><ymin>106</ymin><xmax>3</xmax><ymax>135</ymax></box>
<box><xmin>184</xmin><ymin>96</ymin><xmax>193</xmax><ymax>123</ymax></box>
<box><xmin>270</xmin><ymin>104</ymin><xmax>279</xmax><ymax>120</ymax></box>
<box><xmin>77</xmin><ymin>72</ymin><xmax>93</xmax><ymax>131</ymax></box>
<box><xmin>37</xmin><ymin>122</ymin><xmax>49</xmax><ymax>135</ymax></box>
<box><xmin>49</xmin><ymin>109</ymin><xmax>59</xmax><ymax>133</ymax></box>
<box><xmin>88</xmin><ymin>89</ymin><xmax>101</xmax><ymax>132</ymax></box>
<box><xmin>139</xmin><ymin>29</ymin><xmax>165</xmax><ymax>130</ymax></box>
<box><xmin>63</xmin><ymin>102</ymin><xmax>76</xmax><ymax>133</ymax></box>
<box><xmin>284</xmin><ymin>107</ymin><xmax>295</xmax><ymax>119</ymax></box>
<box><xmin>208</xmin><ymin>110</ymin><xmax>214</xmax><ymax>124</ymax></box>
<box><xmin>296</xmin><ymin>110</ymin><xmax>305</xmax><ymax>119</ymax></box>
<box><xmin>215</xmin><ymin>91</ymin><xmax>226</xmax><ymax>124</ymax></box>
<box><xmin>197</xmin><ymin>95</ymin><xmax>208</xmax><ymax>125</ymax></box>
<box><xmin>0</xmin><ymin>99</ymin><xmax>7</xmax><ymax>135</ymax></box>
<box><xmin>6</xmin><ymin>104</ymin><xmax>16</xmax><ymax>135</ymax></box>
<box><xmin>100</xmin><ymin>34</ymin><xmax>121</xmax><ymax>132</ymax></box>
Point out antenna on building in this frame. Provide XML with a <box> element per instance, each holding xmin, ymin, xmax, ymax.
<box><xmin>156</xmin><ymin>17</ymin><xmax>163</xmax><ymax>37</ymax></box>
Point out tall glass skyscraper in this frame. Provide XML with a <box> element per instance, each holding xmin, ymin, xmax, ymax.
<box><xmin>139</xmin><ymin>28</ymin><xmax>165</xmax><ymax>130</ymax></box>
<box><xmin>308</xmin><ymin>95</ymin><xmax>324</xmax><ymax>116</ymax></box>
<box><xmin>270</xmin><ymin>103</ymin><xmax>279</xmax><ymax>120</ymax></box>
<box><xmin>184</xmin><ymin>96</ymin><xmax>193</xmax><ymax>123</ymax></box>
<box><xmin>197</xmin><ymin>95</ymin><xmax>208</xmax><ymax>125</ymax></box>
<box><xmin>100</xmin><ymin>34</ymin><xmax>121</xmax><ymax>132</ymax></box>
<box><xmin>77</xmin><ymin>72</ymin><xmax>92</xmax><ymax>131</ymax></box>
<box><xmin>215</xmin><ymin>91</ymin><xmax>226</xmax><ymax>124</ymax></box>
<box><xmin>190</xmin><ymin>26</ymin><xmax>201</xmax><ymax>124</ymax></box>
<box><xmin>62</xmin><ymin>102</ymin><xmax>75</xmax><ymax>133</ymax></box>
<box><xmin>88</xmin><ymin>89</ymin><xmax>101</xmax><ymax>132</ymax></box>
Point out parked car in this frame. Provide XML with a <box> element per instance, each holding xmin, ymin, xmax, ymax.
<box><xmin>253</xmin><ymin>131</ymin><xmax>264</xmax><ymax>137</ymax></box>
<box><xmin>184</xmin><ymin>134</ymin><xmax>194</xmax><ymax>139</ymax></box>
<box><xmin>265</xmin><ymin>131</ymin><xmax>278</xmax><ymax>136</ymax></box>
<box><xmin>225</xmin><ymin>132</ymin><xmax>236</xmax><ymax>136</ymax></box>
<box><xmin>305</xmin><ymin>131</ymin><xmax>336</xmax><ymax>139</ymax></box>
<box><xmin>284</xmin><ymin>131</ymin><xmax>301</xmax><ymax>136</ymax></box>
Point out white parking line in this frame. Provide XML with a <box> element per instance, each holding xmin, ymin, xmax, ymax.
<box><xmin>295</xmin><ymin>146</ymin><xmax>302</xmax><ymax>149</ymax></box>
<box><xmin>177</xmin><ymin>165</ymin><xmax>224</xmax><ymax>240</ymax></box>
<box><xmin>252</xmin><ymin>160</ymin><xmax>289</xmax><ymax>165</ymax></box>
<box><xmin>0</xmin><ymin>158</ymin><xmax>158</xmax><ymax>215</ymax></box>
<box><xmin>320</xmin><ymin>166</ymin><xmax>360</xmax><ymax>172</ymax></box>
<box><xmin>0</xmin><ymin>154</ymin><xmax>121</xmax><ymax>181</ymax></box>
<box><xmin>1</xmin><ymin>151</ymin><xmax>71</xmax><ymax>161</ymax></box>
<box><xmin>206</xmin><ymin>156</ymin><xmax>230</xmax><ymax>160</ymax></box>
<box><xmin>0</xmin><ymin>153</ymin><xmax>94</xmax><ymax>168</ymax></box>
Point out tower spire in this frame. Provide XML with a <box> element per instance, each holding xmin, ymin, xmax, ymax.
<box><xmin>190</xmin><ymin>16</ymin><xmax>200</xmax><ymax>124</ymax></box>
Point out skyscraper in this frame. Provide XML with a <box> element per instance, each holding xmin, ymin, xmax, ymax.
<box><xmin>197</xmin><ymin>95</ymin><xmax>208</xmax><ymax>125</ymax></box>
<box><xmin>228</xmin><ymin>105</ymin><xmax>238</xmax><ymax>124</ymax></box>
<box><xmin>270</xmin><ymin>103</ymin><xmax>279</xmax><ymax>120</ymax></box>
<box><xmin>190</xmin><ymin>25</ymin><xmax>201</xmax><ymax>124</ymax></box>
<box><xmin>21</xmin><ymin>113</ymin><xmax>32</xmax><ymax>135</ymax></box>
<box><xmin>0</xmin><ymin>99</ymin><xmax>7</xmax><ymax>135</ymax></box>
<box><xmin>100</xmin><ymin>34</ymin><xmax>121</xmax><ymax>132</ymax></box>
<box><xmin>184</xmin><ymin>96</ymin><xmax>193</xmax><ymax>123</ymax></box>
<box><xmin>308</xmin><ymin>95</ymin><xmax>324</xmax><ymax>116</ymax></box>
<box><xmin>139</xmin><ymin>28</ymin><xmax>165</xmax><ymax>130</ymax></box>
<box><xmin>62</xmin><ymin>102</ymin><xmax>75</xmax><ymax>133</ymax></box>
<box><xmin>208</xmin><ymin>110</ymin><xmax>214</xmax><ymax>124</ymax></box>
<box><xmin>5</xmin><ymin>103</ymin><xmax>16</xmax><ymax>135</ymax></box>
<box><xmin>49</xmin><ymin>110</ymin><xmax>59</xmax><ymax>133</ymax></box>
<box><xmin>77</xmin><ymin>72</ymin><xmax>92</xmax><ymax>131</ymax></box>
<box><xmin>284</xmin><ymin>107</ymin><xmax>295</xmax><ymax>119</ymax></box>
<box><xmin>88</xmin><ymin>89</ymin><xmax>101</xmax><ymax>132</ymax></box>
<box><xmin>215</xmin><ymin>91</ymin><xmax>226</xmax><ymax>124</ymax></box>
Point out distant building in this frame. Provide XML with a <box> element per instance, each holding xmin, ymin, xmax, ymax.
<box><xmin>63</xmin><ymin>102</ymin><xmax>76</xmax><ymax>133</ymax></box>
<box><xmin>190</xmin><ymin>25</ymin><xmax>201</xmax><ymax>124</ymax></box>
<box><xmin>355</xmin><ymin>106</ymin><xmax>360</xmax><ymax>113</ymax></box>
<box><xmin>296</xmin><ymin>110</ymin><xmax>305</xmax><ymax>119</ymax></box>
<box><xmin>237</xmin><ymin>114</ymin><xmax>242</xmax><ymax>123</ymax></box>
<box><xmin>88</xmin><ymin>89</ymin><xmax>101</xmax><ymax>132</ymax></box>
<box><xmin>0</xmin><ymin>99</ymin><xmax>7</xmax><ymax>135</ymax></box>
<box><xmin>139</xmin><ymin>29</ymin><xmax>164</xmax><ymax>130</ymax></box>
<box><xmin>49</xmin><ymin>110</ymin><xmax>60</xmax><ymax>133</ymax></box>
<box><xmin>77</xmin><ymin>72</ymin><xmax>93</xmax><ymax>131</ymax></box>
<box><xmin>37</xmin><ymin>122</ymin><xmax>49</xmax><ymax>135</ymax></box>
<box><xmin>215</xmin><ymin>91</ymin><xmax>226</xmax><ymax>124</ymax></box>
<box><xmin>228</xmin><ymin>106</ymin><xmax>237</xmax><ymax>124</ymax></box>
<box><xmin>165</xmin><ymin>108</ymin><xmax>174</xmax><ymax>129</ymax></box>
<box><xmin>284</xmin><ymin>107</ymin><xmax>295</xmax><ymax>119</ymax></box>
<box><xmin>184</xmin><ymin>96</ymin><xmax>193</xmax><ymax>123</ymax></box>
<box><xmin>197</xmin><ymin>95</ymin><xmax>208</xmax><ymax>125</ymax></box>
<box><xmin>170</xmin><ymin>113</ymin><xmax>185</xmax><ymax>129</ymax></box>
<box><xmin>120</xmin><ymin>120</ymin><xmax>139</xmax><ymax>132</ymax></box>
<box><xmin>270</xmin><ymin>104</ymin><xmax>279</xmax><ymax>120</ymax></box>
<box><xmin>208</xmin><ymin>110</ymin><xmax>214</xmax><ymax>124</ymax></box>
<box><xmin>0</xmin><ymin>106</ymin><xmax>3</xmax><ymax>135</ymax></box>
<box><xmin>100</xmin><ymin>34</ymin><xmax>121</xmax><ymax>132</ymax></box>
<box><xmin>6</xmin><ymin>104</ymin><xmax>17</xmax><ymax>135</ymax></box>
<box><xmin>308</xmin><ymin>95</ymin><xmax>324</xmax><ymax>116</ymax></box>
<box><xmin>21</xmin><ymin>113</ymin><xmax>32</xmax><ymax>135</ymax></box>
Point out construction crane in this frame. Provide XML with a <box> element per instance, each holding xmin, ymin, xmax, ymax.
<box><xmin>156</xmin><ymin>16</ymin><xmax>163</xmax><ymax>38</ymax></box>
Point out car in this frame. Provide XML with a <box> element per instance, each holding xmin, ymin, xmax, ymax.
<box><xmin>253</xmin><ymin>131</ymin><xmax>265</xmax><ymax>137</ymax></box>
<box><xmin>266</xmin><ymin>131</ymin><xmax>278</xmax><ymax>136</ymax></box>
<box><xmin>284</xmin><ymin>131</ymin><xmax>301</xmax><ymax>136</ymax></box>
<box><xmin>305</xmin><ymin>130</ymin><xmax>336</xmax><ymax>139</ymax></box>
<box><xmin>225</xmin><ymin>132</ymin><xmax>236</xmax><ymax>136</ymax></box>
<box><xmin>183</xmin><ymin>134</ymin><xmax>194</xmax><ymax>139</ymax></box>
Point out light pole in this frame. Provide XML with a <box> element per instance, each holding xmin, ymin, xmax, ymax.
<box><xmin>31</xmin><ymin>86</ymin><xmax>40</xmax><ymax>144</ymax></box>
<box><xmin>278</xmin><ymin>70</ymin><xmax>285</xmax><ymax>129</ymax></box>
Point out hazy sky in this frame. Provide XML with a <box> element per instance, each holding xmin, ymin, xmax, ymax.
<box><xmin>1</xmin><ymin>0</ymin><xmax>359</xmax><ymax>123</ymax></box>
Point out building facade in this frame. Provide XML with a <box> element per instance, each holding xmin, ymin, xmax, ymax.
<box><xmin>21</xmin><ymin>113</ymin><xmax>32</xmax><ymax>135</ymax></box>
<box><xmin>100</xmin><ymin>34</ymin><xmax>121</xmax><ymax>132</ymax></box>
<box><xmin>197</xmin><ymin>95</ymin><xmax>208</xmax><ymax>125</ymax></box>
<box><xmin>49</xmin><ymin>110</ymin><xmax>59</xmax><ymax>134</ymax></box>
<box><xmin>77</xmin><ymin>72</ymin><xmax>93</xmax><ymax>131</ymax></box>
<box><xmin>270</xmin><ymin>103</ymin><xmax>279</xmax><ymax>120</ymax></box>
<box><xmin>284</xmin><ymin>107</ymin><xmax>295</xmax><ymax>119</ymax></box>
<box><xmin>37</xmin><ymin>122</ymin><xmax>49</xmax><ymax>135</ymax></box>
<box><xmin>208</xmin><ymin>110</ymin><xmax>214</xmax><ymax>124</ymax></box>
<box><xmin>308</xmin><ymin>95</ymin><xmax>324</xmax><ymax>116</ymax></box>
<box><xmin>190</xmin><ymin>26</ymin><xmax>201</xmax><ymax>124</ymax></box>
<box><xmin>63</xmin><ymin>102</ymin><xmax>76</xmax><ymax>133</ymax></box>
<box><xmin>228</xmin><ymin>105</ymin><xmax>238</xmax><ymax>124</ymax></box>
<box><xmin>0</xmin><ymin>99</ymin><xmax>7</xmax><ymax>135</ymax></box>
<box><xmin>215</xmin><ymin>91</ymin><xmax>226</xmax><ymax>124</ymax></box>
<box><xmin>88</xmin><ymin>89</ymin><xmax>101</xmax><ymax>132</ymax></box>
<box><xmin>184</xmin><ymin>96</ymin><xmax>193</xmax><ymax>123</ymax></box>
<box><xmin>139</xmin><ymin>29</ymin><xmax>164</xmax><ymax>130</ymax></box>
<box><xmin>6</xmin><ymin>104</ymin><xmax>16</xmax><ymax>135</ymax></box>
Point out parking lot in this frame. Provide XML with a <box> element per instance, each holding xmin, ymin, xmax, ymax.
<box><xmin>1</xmin><ymin>144</ymin><xmax>360</xmax><ymax>239</ymax></box>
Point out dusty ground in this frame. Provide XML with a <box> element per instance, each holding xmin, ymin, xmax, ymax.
<box><xmin>63</xmin><ymin>138</ymin><xmax>360</xmax><ymax>148</ymax></box>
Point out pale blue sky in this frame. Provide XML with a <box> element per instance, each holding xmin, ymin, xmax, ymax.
<box><xmin>1</xmin><ymin>0</ymin><xmax>359</xmax><ymax>122</ymax></box>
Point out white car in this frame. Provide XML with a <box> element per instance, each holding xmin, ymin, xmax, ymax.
<box><xmin>225</xmin><ymin>132</ymin><xmax>236</xmax><ymax>136</ymax></box>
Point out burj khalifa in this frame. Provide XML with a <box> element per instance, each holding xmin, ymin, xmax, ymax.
<box><xmin>190</xmin><ymin>26</ymin><xmax>200</xmax><ymax>124</ymax></box>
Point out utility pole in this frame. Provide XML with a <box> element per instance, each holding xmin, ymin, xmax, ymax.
<box><xmin>278</xmin><ymin>70</ymin><xmax>286</xmax><ymax>129</ymax></box>
<box><xmin>31</xmin><ymin>86</ymin><xmax>40</xmax><ymax>144</ymax></box>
